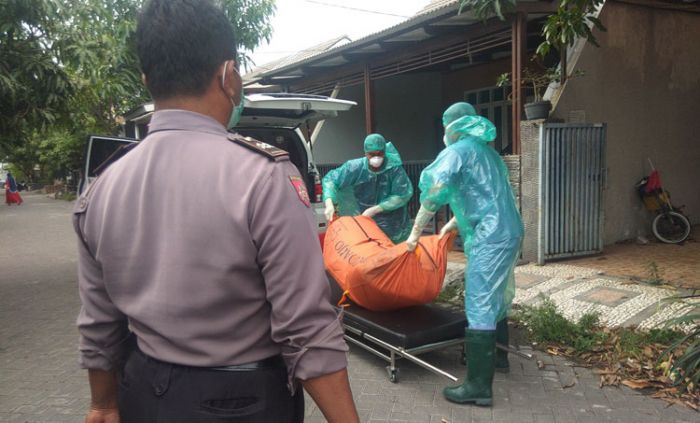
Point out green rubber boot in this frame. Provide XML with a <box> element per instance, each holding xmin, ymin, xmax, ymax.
<box><xmin>443</xmin><ymin>329</ymin><xmax>495</xmax><ymax>406</ymax></box>
<box><xmin>495</xmin><ymin>318</ymin><xmax>510</xmax><ymax>373</ymax></box>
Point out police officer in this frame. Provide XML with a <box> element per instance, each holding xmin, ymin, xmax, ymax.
<box><xmin>74</xmin><ymin>1</ymin><xmax>359</xmax><ymax>422</ymax></box>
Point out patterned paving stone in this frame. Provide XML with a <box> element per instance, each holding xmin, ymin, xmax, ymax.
<box><xmin>561</xmin><ymin>241</ymin><xmax>700</xmax><ymax>290</ymax></box>
<box><xmin>512</xmin><ymin>263</ymin><xmax>699</xmax><ymax>331</ymax></box>
<box><xmin>515</xmin><ymin>272</ymin><xmax>552</xmax><ymax>289</ymax></box>
<box><xmin>574</xmin><ymin>286</ymin><xmax>640</xmax><ymax>307</ymax></box>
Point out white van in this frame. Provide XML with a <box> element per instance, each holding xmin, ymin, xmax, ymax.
<box><xmin>79</xmin><ymin>93</ymin><xmax>356</xmax><ymax>241</ymax></box>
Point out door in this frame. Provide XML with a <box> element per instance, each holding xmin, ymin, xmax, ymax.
<box><xmin>79</xmin><ymin>135</ymin><xmax>139</xmax><ymax>195</ymax></box>
<box><xmin>539</xmin><ymin>124</ymin><xmax>606</xmax><ymax>263</ymax></box>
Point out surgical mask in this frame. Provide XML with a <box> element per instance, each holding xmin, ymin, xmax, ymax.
<box><xmin>369</xmin><ymin>156</ymin><xmax>384</xmax><ymax>168</ymax></box>
<box><xmin>222</xmin><ymin>61</ymin><xmax>245</xmax><ymax>129</ymax></box>
<box><xmin>443</xmin><ymin>134</ymin><xmax>449</xmax><ymax>147</ymax></box>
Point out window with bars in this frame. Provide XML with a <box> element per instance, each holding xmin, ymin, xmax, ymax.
<box><xmin>465</xmin><ymin>86</ymin><xmax>513</xmax><ymax>155</ymax></box>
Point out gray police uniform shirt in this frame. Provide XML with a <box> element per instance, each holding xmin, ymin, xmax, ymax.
<box><xmin>74</xmin><ymin>109</ymin><xmax>348</xmax><ymax>388</ymax></box>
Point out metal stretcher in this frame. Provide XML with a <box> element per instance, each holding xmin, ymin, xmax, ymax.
<box><xmin>328</xmin><ymin>275</ymin><xmax>466</xmax><ymax>383</ymax></box>
<box><xmin>328</xmin><ymin>276</ymin><xmax>531</xmax><ymax>383</ymax></box>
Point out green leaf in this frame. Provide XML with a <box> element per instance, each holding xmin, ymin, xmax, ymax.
<box><xmin>493</xmin><ymin>0</ymin><xmax>503</xmax><ymax>20</ymax></box>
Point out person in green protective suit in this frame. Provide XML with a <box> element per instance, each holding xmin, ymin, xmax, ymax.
<box><xmin>406</xmin><ymin>102</ymin><xmax>523</xmax><ymax>406</ymax></box>
<box><xmin>323</xmin><ymin>133</ymin><xmax>413</xmax><ymax>243</ymax></box>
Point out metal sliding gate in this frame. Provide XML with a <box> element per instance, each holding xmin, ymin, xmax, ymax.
<box><xmin>538</xmin><ymin>123</ymin><xmax>606</xmax><ymax>263</ymax></box>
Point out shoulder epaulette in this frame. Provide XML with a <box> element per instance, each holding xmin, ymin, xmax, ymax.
<box><xmin>227</xmin><ymin>133</ymin><xmax>289</xmax><ymax>161</ymax></box>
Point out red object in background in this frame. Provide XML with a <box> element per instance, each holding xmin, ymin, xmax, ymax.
<box><xmin>314</xmin><ymin>182</ymin><xmax>323</xmax><ymax>202</ymax></box>
<box><xmin>5</xmin><ymin>190</ymin><xmax>23</xmax><ymax>205</ymax></box>
<box><xmin>645</xmin><ymin>169</ymin><xmax>662</xmax><ymax>193</ymax></box>
<box><xmin>319</xmin><ymin>232</ymin><xmax>326</xmax><ymax>250</ymax></box>
<box><xmin>313</xmin><ymin>173</ymin><xmax>323</xmax><ymax>202</ymax></box>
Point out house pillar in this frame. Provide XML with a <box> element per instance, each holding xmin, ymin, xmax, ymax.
<box><xmin>363</xmin><ymin>63</ymin><xmax>375</xmax><ymax>134</ymax></box>
<box><xmin>520</xmin><ymin>119</ymin><xmax>545</xmax><ymax>264</ymax></box>
<box><xmin>511</xmin><ymin>12</ymin><xmax>526</xmax><ymax>155</ymax></box>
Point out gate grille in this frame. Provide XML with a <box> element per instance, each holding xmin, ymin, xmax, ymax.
<box><xmin>539</xmin><ymin>123</ymin><xmax>606</xmax><ymax>262</ymax></box>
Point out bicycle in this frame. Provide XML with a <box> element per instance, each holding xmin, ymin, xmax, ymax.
<box><xmin>636</xmin><ymin>162</ymin><xmax>691</xmax><ymax>244</ymax></box>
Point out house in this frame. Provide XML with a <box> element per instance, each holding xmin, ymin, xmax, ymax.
<box><xmin>244</xmin><ymin>0</ymin><xmax>700</xmax><ymax>262</ymax></box>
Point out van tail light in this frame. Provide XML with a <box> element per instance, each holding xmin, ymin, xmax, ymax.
<box><xmin>313</xmin><ymin>173</ymin><xmax>323</xmax><ymax>202</ymax></box>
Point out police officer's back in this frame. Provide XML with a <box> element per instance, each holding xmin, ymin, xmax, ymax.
<box><xmin>73</xmin><ymin>1</ymin><xmax>359</xmax><ymax>422</ymax></box>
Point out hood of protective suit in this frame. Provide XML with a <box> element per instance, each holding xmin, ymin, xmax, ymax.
<box><xmin>444</xmin><ymin>114</ymin><xmax>497</xmax><ymax>146</ymax></box>
<box><xmin>363</xmin><ymin>142</ymin><xmax>403</xmax><ymax>174</ymax></box>
<box><xmin>442</xmin><ymin>102</ymin><xmax>476</xmax><ymax>127</ymax></box>
<box><xmin>364</xmin><ymin>133</ymin><xmax>387</xmax><ymax>153</ymax></box>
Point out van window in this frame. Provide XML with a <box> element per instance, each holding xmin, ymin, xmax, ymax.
<box><xmin>87</xmin><ymin>138</ymin><xmax>137</xmax><ymax>177</ymax></box>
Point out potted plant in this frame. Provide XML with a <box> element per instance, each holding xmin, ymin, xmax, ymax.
<box><xmin>459</xmin><ymin>0</ymin><xmax>605</xmax><ymax>86</ymax></box>
<box><xmin>496</xmin><ymin>66</ymin><xmax>557</xmax><ymax>120</ymax></box>
<box><xmin>496</xmin><ymin>64</ymin><xmax>583</xmax><ymax>120</ymax></box>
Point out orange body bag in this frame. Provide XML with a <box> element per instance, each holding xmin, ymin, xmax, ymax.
<box><xmin>323</xmin><ymin>216</ymin><xmax>455</xmax><ymax>311</ymax></box>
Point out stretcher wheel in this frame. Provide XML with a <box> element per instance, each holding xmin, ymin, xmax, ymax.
<box><xmin>386</xmin><ymin>366</ymin><xmax>399</xmax><ymax>383</ymax></box>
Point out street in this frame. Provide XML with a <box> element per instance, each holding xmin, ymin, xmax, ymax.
<box><xmin>0</xmin><ymin>194</ymin><xmax>697</xmax><ymax>422</ymax></box>
<box><xmin>1</xmin><ymin>194</ymin><xmax>88</xmax><ymax>421</ymax></box>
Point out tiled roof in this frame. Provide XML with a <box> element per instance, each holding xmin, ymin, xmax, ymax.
<box><xmin>245</xmin><ymin>35</ymin><xmax>350</xmax><ymax>80</ymax></box>
<box><xmin>244</xmin><ymin>2</ymin><xmax>464</xmax><ymax>83</ymax></box>
<box><xmin>416</xmin><ymin>0</ymin><xmax>459</xmax><ymax>15</ymax></box>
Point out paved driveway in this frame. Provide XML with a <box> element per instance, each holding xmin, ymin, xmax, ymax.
<box><xmin>0</xmin><ymin>194</ymin><xmax>696</xmax><ymax>422</ymax></box>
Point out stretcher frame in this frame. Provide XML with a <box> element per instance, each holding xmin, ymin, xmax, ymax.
<box><xmin>342</xmin><ymin>322</ymin><xmax>464</xmax><ymax>383</ymax></box>
<box><xmin>340</xmin><ymin>313</ymin><xmax>533</xmax><ymax>383</ymax></box>
<box><xmin>327</xmin><ymin>272</ymin><xmax>532</xmax><ymax>383</ymax></box>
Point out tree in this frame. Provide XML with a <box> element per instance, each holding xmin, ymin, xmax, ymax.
<box><xmin>219</xmin><ymin>0</ymin><xmax>276</xmax><ymax>71</ymax></box>
<box><xmin>0</xmin><ymin>0</ymin><xmax>73</xmax><ymax>161</ymax></box>
<box><xmin>458</xmin><ymin>0</ymin><xmax>606</xmax><ymax>59</ymax></box>
<box><xmin>52</xmin><ymin>0</ymin><xmax>148</xmax><ymax>136</ymax></box>
<box><xmin>1</xmin><ymin>0</ymin><xmax>277</xmax><ymax>184</ymax></box>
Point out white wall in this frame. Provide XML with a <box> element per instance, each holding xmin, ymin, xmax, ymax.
<box><xmin>313</xmin><ymin>72</ymin><xmax>443</xmax><ymax>164</ymax></box>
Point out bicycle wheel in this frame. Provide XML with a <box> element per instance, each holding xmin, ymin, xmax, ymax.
<box><xmin>652</xmin><ymin>211</ymin><xmax>691</xmax><ymax>244</ymax></box>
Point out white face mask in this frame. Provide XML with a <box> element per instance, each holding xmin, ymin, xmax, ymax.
<box><xmin>369</xmin><ymin>156</ymin><xmax>384</xmax><ymax>168</ymax></box>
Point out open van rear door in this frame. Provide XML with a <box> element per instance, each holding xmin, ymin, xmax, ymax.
<box><xmin>237</xmin><ymin>93</ymin><xmax>356</xmax><ymax>128</ymax></box>
<box><xmin>78</xmin><ymin>135</ymin><xmax>138</xmax><ymax>194</ymax></box>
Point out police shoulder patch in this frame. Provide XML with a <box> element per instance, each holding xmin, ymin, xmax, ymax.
<box><xmin>289</xmin><ymin>175</ymin><xmax>311</xmax><ymax>208</ymax></box>
<box><xmin>227</xmin><ymin>133</ymin><xmax>288</xmax><ymax>161</ymax></box>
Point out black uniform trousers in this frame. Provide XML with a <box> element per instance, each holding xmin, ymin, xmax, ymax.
<box><xmin>118</xmin><ymin>348</ymin><xmax>304</xmax><ymax>422</ymax></box>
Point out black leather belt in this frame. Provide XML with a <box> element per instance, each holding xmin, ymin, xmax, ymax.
<box><xmin>134</xmin><ymin>348</ymin><xmax>284</xmax><ymax>372</ymax></box>
<box><xmin>210</xmin><ymin>355</ymin><xmax>285</xmax><ymax>372</ymax></box>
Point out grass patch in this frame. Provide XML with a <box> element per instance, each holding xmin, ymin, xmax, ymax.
<box><xmin>512</xmin><ymin>297</ymin><xmax>698</xmax><ymax>408</ymax></box>
<box><xmin>617</xmin><ymin>328</ymin><xmax>684</xmax><ymax>355</ymax></box>
<box><xmin>513</xmin><ymin>299</ymin><xmax>607</xmax><ymax>352</ymax></box>
<box><xmin>62</xmin><ymin>192</ymin><xmax>77</xmax><ymax>202</ymax></box>
<box><xmin>513</xmin><ymin>298</ymin><xmax>685</xmax><ymax>356</ymax></box>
